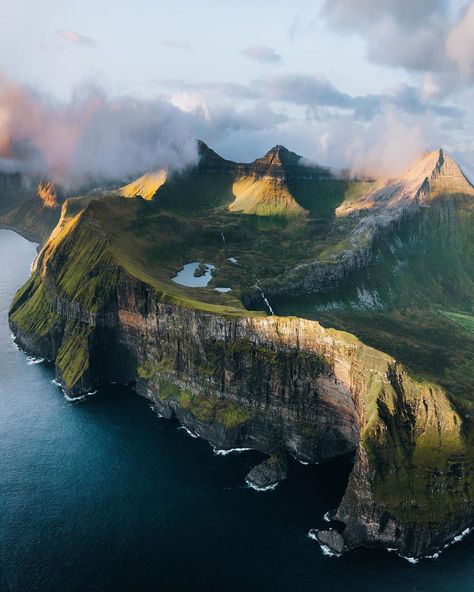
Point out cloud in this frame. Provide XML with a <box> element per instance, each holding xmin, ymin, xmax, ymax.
<box><xmin>253</xmin><ymin>73</ymin><xmax>352</xmax><ymax>107</ymax></box>
<box><xmin>240</xmin><ymin>46</ymin><xmax>282</xmax><ymax>64</ymax></box>
<box><xmin>309</xmin><ymin>107</ymin><xmax>431</xmax><ymax>177</ymax></box>
<box><xmin>344</xmin><ymin>109</ymin><xmax>429</xmax><ymax>177</ymax></box>
<box><xmin>0</xmin><ymin>70</ymin><xmax>453</xmax><ymax>184</ymax></box>
<box><xmin>57</xmin><ymin>30</ymin><xmax>96</xmax><ymax>47</ymax></box>
<box><xmin>0</xmin><ymin>73</ymin><xmax>289</xmax><ymax>189</ymax></box>
<box><xmin>157</xmin><ymin>39</ymin><xmax>191</xmax><ymax>51</ymax></box>
<box><xmin>320</xmin><ymin>0</ymin><xmax>474</xmax><ymax>93</ymax></box>
<box><xmin>168</xmin><ymin>92</ymin><xmax>287</xmax><ymax>134</ymax></box>
<box><xmin>446</xmin><ymin>2</ymin><xmax>474</xmax><ymax>78</ymax></box>
<box><xmin>156</xmin><ymin>78</ymin><xmax>258</xmax><ymax>100</ymax></box>
<box><xmin>158</xmin><ymin>70</ymin><xmax>463</xmax><ymax>123</ymax></box>
<box><xmin>321</xmin><ymin>0</ymin><xmax>447</xmax><ymax>72</ymax></box>
<box><xmin>0</xmin><ymin>73</ymin><xmax>200</xmax><ymax>187</ymax></box>
<box><xmin>251</xmin><ymin>74</ymin><xmax>461</xmax><ymax>121</ymax></box>
<box><xmin>321</xmin><ymin>0</ymin><xmax>447</xmax><ymax>32</ymax></box>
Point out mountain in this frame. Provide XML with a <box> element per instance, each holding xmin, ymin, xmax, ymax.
<box><xmin>4</xmin><ymin>141</ymin><xmax>474</xmax><ymax>561</ymax></box>
<box><xmin>119</xmin><ymin>170</ymin><xmax>167</xmax><ymax>200</ymax></box>
<box><xmin>275</xmin><ymin>149</ymin><xmax>474</xmax><ymax>392</ymax></box>
<box><xmin>269</xmin><ymin>149</ymin><xmax>474</xmax><ymax>293</ymax></box>
<box><xmin>0</xmin><ymin>175</ymin><xmax>63</xmax><ymax>241</ymax></box>
<box><xmin>120</xmin><ymin>141</ymin><xmax>354</xmax><ymax>218</ymax></box>
<box><xmin>230</xmin><ymin>146</ymin><xmax>310</xmax><ymax>217</ymax></box>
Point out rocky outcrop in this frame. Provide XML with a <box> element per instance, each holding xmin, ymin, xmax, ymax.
<box><xmin>245</xmin><ymin>452</ymin><xmax>289</xmax><ymax>490</ymax></box>
<box><xmin>36</xmin><ymin>180</ymin><xmax>59</xmax><ymax>208</ymax></box>
<box><xmin>315</xmin><ymin>529</ymin><xmax>345</xmax><ymax>555</ymax></box>
<box><xmin>119</xmin><ymin>170</ymin><xmax>167</xmax><ymax>200</ymax></box>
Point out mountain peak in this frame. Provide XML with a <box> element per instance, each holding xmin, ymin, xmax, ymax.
<box><xmin>258</xmin><ymin>145</ymin><xmax>302</xmax><ymax>168</ymax></box>
<box><xmin>196</xmin><ymin>140</ymin><xmax>236</xmax><ymax>172</ymax></box>
<box><xmin>402</xmin><ymin>148</ymin><xmax>474</xmax><ymax>197</ymax></box>
<box><xmin>266</xmin><ymin>144</ymin><xmax>289</xmax><ymax>156</ymax></box>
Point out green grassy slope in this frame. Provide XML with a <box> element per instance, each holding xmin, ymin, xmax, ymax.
<box><xmin>0</xmin><ymin>196</ymin><xmax>61</xmax><ymax>242</ymax></box>
<box><xmin>0</xmin><ymin>173</ymin><xmax>62</xmax><ymax>242</ymax></box>
<box><xmin>274</xmin><ymin>195</ymin><xmax>474</xmax><ymax>398</ymax></box>
<box><xmin>154</xmin><ymin>169</ymin><xmax>236</xmax><ymax>213</ymax></box>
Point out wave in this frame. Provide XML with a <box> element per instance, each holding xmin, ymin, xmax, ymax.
<box><xmin>50</xmin><ymin>378</ymin><xmax>97</xmax><ymax>403</ymax></box>
<box><xmin>245</xmin><ymin>477</ymin><xmax>278</xmax><ymax>492</ymax></box>
<box><xmin>9</xmin><ymin>333</ymin><xmax>20</xmax><ymax>350</ymax></box>
<box><xmin>149</xmin><ymin>404</ymin><xmax>164</xmax><ymax>418</ymax></box>
<box><xmin>26</xmin><ymin>356</ymin><xmax>45</xmax><ymax>365</ymax></box>
<box><xmin>212</xmin><ymin>446</ymin><xmax>252</xmax><ymax>456</ymax></box>
<box><xmin>179</xmin><ymin>426</ymin><xmax>200</xmax><ymax>439</ymax></box>
<box><xmin>62</xmin><ymin>389</ymin><xmax>97</xmax><ymax>403</ymax></box>
<box><xmin>389</xmin><ymin>527</ymin><xmax>473</xmax><ymax>564</ymax></box>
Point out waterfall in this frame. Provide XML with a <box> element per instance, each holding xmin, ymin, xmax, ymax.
<box><xmin>253</xmin><ymin>281</ymin><xmax>274</xmax><ymax>315</ymax></box>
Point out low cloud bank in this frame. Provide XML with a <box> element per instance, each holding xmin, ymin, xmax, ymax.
<box><xmin>0</xmin><ymin>73</ymin><xmax>199</xmax><ymax>188</ymax></box>
<box><xmin>0</xmin><ymin>72</ymin><xmax>442</xmax><ymax>188</ymax></box>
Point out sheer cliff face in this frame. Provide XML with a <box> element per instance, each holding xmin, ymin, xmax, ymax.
<box><xmin>6</xmin><ymin>146</ymin><xmax>474</xmax><ymax>560</ymax></box>
<box><xmin>116</xmin><ymin>291</ymin><xmax>360</xmax><ymax>462</ymax></box>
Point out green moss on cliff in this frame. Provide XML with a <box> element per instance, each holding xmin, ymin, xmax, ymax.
<box><xmin>363</xmin><ymin>371</ymin><xmax>474</xmax><ymax>524</ymax></box>
<box><xmin>43</xmin><ymin>211</ymin><xmax>121</xmax><ymax>313</ymax></box>
<box><xmin>9</xmin><ymin>274</ymin><xmax>59</xmax><ymax>337</ymax></box>
<box><xmin>440</xmin><ymin>310</ymin><xmax>474</xmax><ymax>335</ymax></box>
<box><xmin>158</xmin><ymin>380</ymin><xmax>250</xmax><ymax>428</ymax></box>
<box><xmin>56</xmin><ymin>321</ymin><xmax>92</xmax><ymax>389</ymax></box>
<box><xmin>137</xmin><ymin>355</ymin><xmax>175</xmax><ymax>380</ymax></box>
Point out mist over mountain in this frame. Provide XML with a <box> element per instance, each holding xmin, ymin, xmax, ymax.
<box><xmin>0</xmin><ymin>73</ymin><xmax>200</xmax><ymax>188</ymax></box>
<box><xmin>0</xmin><ymin>72</ymin><xmax>456</xmax><ymax>190</ymax></box>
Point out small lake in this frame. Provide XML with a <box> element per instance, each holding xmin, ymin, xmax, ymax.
<box><xmin>171</xmin><ymin>261</ymin><xmax>215</xmax><ymax>287</ymax></box>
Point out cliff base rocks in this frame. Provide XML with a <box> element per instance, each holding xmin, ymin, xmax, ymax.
<box><xmin>245</xmin><ymin>452</ymin><xmax>289</xmax><ymax>491</ymax></box>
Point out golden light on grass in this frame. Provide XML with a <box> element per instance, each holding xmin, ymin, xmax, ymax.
<box><xmin>36</xmin><ymin>180</ymin><xmax>58</xmax><ymax>208</ymax></box>
<box><xmin>119</xmin><ymin>170</ymin><xmax>167</xmax><ymax>200</ymax></box>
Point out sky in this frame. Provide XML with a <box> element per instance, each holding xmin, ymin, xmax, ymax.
<box><xmin>0</xmin><ymin>0</ymin><xmax>473</xmax><ymax>185</ymax></box>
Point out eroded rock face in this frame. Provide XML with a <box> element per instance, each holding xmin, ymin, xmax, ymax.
<box><xmin>116</xmin><ymin>283</ymin><xmax>360</xmax><ymax>463</ymax></box>
<box><xmin>245</xmin><ymin>453</ymin><xmax>289</xmax><ymax>490</ymax></box>
<box><xmin>316</xmin><ymin>530</ymin><xmax>345</xmax><ymax>555</ymax></box>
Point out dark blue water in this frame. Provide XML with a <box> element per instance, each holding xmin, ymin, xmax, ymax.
<box><xmin>2</xmin><ymin>229</ymin><xmax>474</xmax><ymax>592</ymax></box>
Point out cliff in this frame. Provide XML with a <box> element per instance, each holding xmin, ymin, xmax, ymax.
<box><xmin>8</xmin><ymin>196</ymin><xmax>474</xmax><ymax>560</ymax></box>
<box><xmin>0</xmin><ymin>175</ymin><xmax>62</xmax><ymax>243</ymax></box>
